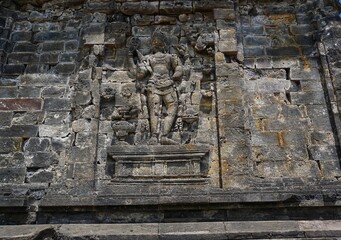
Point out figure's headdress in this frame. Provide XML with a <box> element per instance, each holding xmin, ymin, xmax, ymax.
<box><xmin>151</xmin><ymin>30</ymin><xmax>169</xmax><ymax>51</ymax></box>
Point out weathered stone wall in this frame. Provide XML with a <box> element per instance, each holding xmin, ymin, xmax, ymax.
<box><xmin>0</xmin><ymin>0</ymin><xmax>341</xmax><ymax>228</ymax></box>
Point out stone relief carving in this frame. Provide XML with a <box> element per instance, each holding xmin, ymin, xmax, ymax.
<box><xmin>100</xmin><ymin>29</ymin><xmax>216</xmax><ymax>146</ymax></box>
<box><xmin>100</xmin><ymin>28</ymin><xmax>215</xmax><ymax>180</ymax></box>
<box><xmin>134</xmin><ymin>31</ymin><xmax>183</xmax><ymax>145</ymax></box>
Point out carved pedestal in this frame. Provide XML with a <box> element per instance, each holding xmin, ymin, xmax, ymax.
<box><xmin>107</xmin><ymin>145</ymin><xmax>210</xmax><ymax>183</ymax></box>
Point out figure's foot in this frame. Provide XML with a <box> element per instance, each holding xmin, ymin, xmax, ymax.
<box><xmin>160</xmin><ymin>137</ymin><xmax>178</xmax><ymax>145</ymax></box>
<box><xmin>148</xmin><ymin>136</ymin><xmax>158</xmax><ymax>145</ymax></box>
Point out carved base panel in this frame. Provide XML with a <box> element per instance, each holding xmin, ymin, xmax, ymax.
<box><xmin>107</xmin><ymin>145</ymin><xmax>210</xmax><ymax>183</ymax></box>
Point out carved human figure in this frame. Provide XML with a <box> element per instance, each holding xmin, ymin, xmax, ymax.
<box><xmin>136</xmin><ymin>32</ymin><xmax>183</xmax><ymax>145</ymax></box>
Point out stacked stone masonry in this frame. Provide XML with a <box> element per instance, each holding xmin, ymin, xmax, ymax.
<box><xmin>0</xmin><ymin>0</ymin><xmax>341</xmax><ymax>233</ymax></box>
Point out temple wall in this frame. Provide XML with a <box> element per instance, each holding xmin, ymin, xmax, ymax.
<box><xmin>0</xmin><ymin>0</ymin><xmax>341</xmax><ymax>231</ymax></box>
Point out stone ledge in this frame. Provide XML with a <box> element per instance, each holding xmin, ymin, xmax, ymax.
<box><xmin>1</xmin><ymin>221</ymin><xmax>341</xmax><ymax>239</ymax></box>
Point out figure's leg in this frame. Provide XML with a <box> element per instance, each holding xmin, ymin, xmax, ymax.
<box><xmin>162</xmin><ymin>90</ymin><xmax>178</xmax><ymax>137</ymax></box>
<box><xmin>148</xmin><ymin>91</ymin><xmax>161</xmax><ymax>144</ymax></box>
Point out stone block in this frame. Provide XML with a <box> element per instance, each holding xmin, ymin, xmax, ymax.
<box><xmin>74</xmin><ymin>91</ymin><xmax>91</xmax><ymax>105</ymax></box>
<box><xmin>0</xmin><ymin>111</ymin><xmax>13</xmax><ymax>127</ymax></box>
<box><xmin>0</xmin><ymin>87</ymin><xmax>17</xmax><ymax>98</ymax></box>
<box><xmin>160</xmin><ymin>1</ymin><xmax>192</xmax><ymax>14</ymax></box>
<box><xmin>39</xmin><ymin>124</ymin><xmax>70</xmax><ymax>137</ymax></box>
<box><xmin>71</xmin><ymin>146</ymin><xmax>94</xmax><ymax>162</ymax></box>
<box><xmin>294</xmin><ymin>34</ymin><xmax>314</xmax><ymax>46</ymax></box>
<box><xmin>12</xmin><ymin>112</ymin><xmax>44</xmax><ymax>125</ymax></box>
<box><xmin>266</xmin><ymin>47</ymin><xmax>300</xmax><ymax>56</ymax></box>
<box><xmin>213</xmin><ymin>8</ymin><xmax>235</xmax><ymax>20</ymax></box>
<box><xmin>241</xmin><ymin>26</ymin><xmax>264</xmax><ymax>35</ymax></box>
<box><xmin>67</xmin><ymin>163</ymin><xmax>94</xmax><ymax>180</ymax></box>
<box><xmin>25</xmin><ymin>152</ymin><xmax>58</xmax><ymax>168</ymax></box>
<box><xmin>0</xmin><ymin>39</ymin><xmax>13</xmax><ymax>53</ymax></box>
<box><xmin>290</xmin><ymin>24</ymin><xmax>314</xmax><ymax>35</ymax></box>
<box><xmin>254</xmin><ymin>160</ymin><xmax>289</xmax><ymax>178</ymax></box>
<box><xmin>159</xmin><ymin>222</ymin><xmax>226</xmax><ymax>240</ymax></box>
<box><xmin>43</xmin><ymin>98</ymin><xmax>72</xmax><ymax>111</ymax></box>
<box><xmin>318</xmin><ymin>160</ymin><xmax>341</xmax><ymax>177</ymax></box>
<box><xmin>290</xmin><ymin>92</ymin><xmax>326</xmax><ymax>105</ymax></box>
<box><xmin>2</xmin><ymin>64</ymin><xmax>25</xmax><ymax>75</ymax></box>
<box><xmin>0</xmin><ymin>138</ymin><xmax>22</xmax><ymax>153</ymax></box>
<box><xmin>23</xmin><ymin>137</ymin><xmax>50</xmax><ymax>152</ymax></box>
<box><xmin>104</xmin><ymin>31</ymin><xmax>127</xmax><ymax>48</ymax></box>
<box><xmin>0</xmin><ymin>99</ymin><xmax>42</xmax><ymax>111</ymax></box>
<box><xmin>218</xmin><ymin>102</ymin><xmax>245</xmax><ymax>128</ymax></box>
<box><xmin>13</xmin><ymin>42</ymin><xmax>38</xmax><ymax>52</ymax></box>
<box><xmin>11</xmin><ymin>31</ymin><xmax>32</xmax><ymax>42</ymax></box>
<box><xmin>281</xmin><ymin>104</ymin><xmax>307</xmax><ymax>120</ymax></box>
<box><xmin>60</xmin><ymin>52</ymin><xmax>78</xmax><ymax>62</ymax></box>
<box><xmin>54</xmin><ymin>63</ymin><xmax>75</xmax><ymax>74</ymax></box>
<box><xmin>154</xmin><ymin>16</ymin><xmax>177</xmax><ymax>25</ymax></box>
<box><xmin>251</xmin><ymin>131</ymin><xmax>279</xmax><ymax>146</ymax></box>
<box><xmin>33</xmin><ymin>31</ymin><xmax>78</xmax><ymax>42</ymax></box>
<box><xmin>309</xmin><ymin>146</ymin><xmax>338</xmax><ymax>161</ymax></box>
<box><xmin>57</xmin><ymin>224</ymin><xmax>159</xmax><ymax>239</ymax></box>
<box><xmin>300</xmin><ymin>81</ymin><xmax>323</xmax><ymax>92</ymax></box>
<box><xmin>18</xmin><ymin>86</ymin><xmax>41</xmax><ymax>98</ymax></box>
<box><xmin>244</xmin><ymin>47</ymin><xmax>265</xmax><ymax>57</ymax></box>
<box><xmin>78</xmin><ymin>69</ymin><xmax>92</xmax><ymax>80</ymax></box>
<box><xmin>215</xmin><ymin>62</ymin><xmax>241</xmax><ymax>77</ymax></box>
<box><xmin>26</xmin><ymin>170</ymin><xmax>54</xmax><ymax>183</ymax></box>
<box><xmin>0</xmin><ymin>125</ymin><xmax>38</xmax><ymax>138</ymax></box>
<box><xmin>75</xmin><ymin>132</ymin><xmax>97</xmax><ymax>148</ymax></box>
<box><xmin>217</xmin><ymin>87</ymin><xmax>243</xmax><ymax>101</ymax></box>
<box><xmin>13</xmin><ymin>21</ymin><xmax>32</xmax><ymax>31</ymax></box>
<box><xmin>50</xmin><ymin>135</ymin><xmax>72</xmax><ymax>155</ymax></box>
<box><xmin>251</xmin><ymin>104</ymin><xmax>280</xmax><ymax>118</ymax></box>
<box><xmin>218</xmin><ymin>40</ymin><xmax>238</xmax><ymax>55</ymax></box>
<box><xmin>244</xmin><ymin>36</ymin><xmax>270</xmax><ymax>46</ymax></box>
<box><xmin>83</xmin><ymin>23</ymin><xmax>105</xmax><ymax>35</ymax></box>
<box><xmin>41</xmin><ymin>86</ymin><xmax>67</xmax><ymax>98</ymax></box>
<box><xmin>44</xmin><ymin>112</ymin><xmax>71</xmax><ymax>125</ymax></box>
<box><xmin>220</xmin><ymin>127</ymin><xmax>247</xmax><ymax>144</ymax></box>
<box><xmin>218</xmin><ymin>28</ymin><xmax>237</xmax><ymax>55</ymax></box>
<box><xmin>121</xmin><ymin>1</ymin><xmax>159</xmax><ymax>15</ymax></box>
<box><xmin>252</xmin><ymin>145</ymin><xmax>309</xmax><ymax>161</ymax></box>
<box><xmin>39</xmin><ymin>53</ymin><xmax>59</xmax><ymax>64</ymax></box>
<box><xmin>41</xmin><ymin>42</ymin><xmax>64</xmax><ymax>52</ymax></box>
<box><xmin>0</xmin><ymin>167</ymin><xmax>25</xmax><ymax>183</ymax></box>
<box><xmin>290</xmin><ymin>67</ymin><xmax>320</xmax><ymax>81</ymax></box>
<box><xmin>32</xmin><ymin>22</ymin><xmax>60</xmax><ymax>32</ymax></box>
<box><xmin>20</xmin><ymin>74</ymin><xmax>69</xmax><ymax>86</ymax></box>
<box><xmin>64</xmin><ymin>40</ymin><xmax>79</xmax><ymax>51</ymax></box>
<box><xmin>255</xmin><ymin>57</ymin><xmax>272</xmax><ymax>69</ymax></box>
<box><xmin>247</xmin><ymin>79</ymin><xmax>291</xmax><ymax>92</ymax></box>
<box><xmin>225</xmin><ymin>221</ymin><xmax>301</xmax><ymax>238</ymax></box>
<box><xmin>84</xmin><ymin>33</ymin><xmax>104</xmax><ymax>44</ymax></box>
<box><xmin>272</xmin><ymin>57</ymin><xmax>298</xmax><ymax>68</ymax></box>
<box><xmin>283</xmin><ymin>130</ymin><xmax>308</xmax><ymax>146</ymax></box>
<box><xmin>194</xmin><ymin>0</ymin><xmax>234</xmax><ymax>11</ymax></box>
<box><xmin>7</xmin><ymin>53</ymin><xmax>39</xmax><ymax>64</ymax></box>
<box><xmin>132</xmin><ymin>26</ymin><xmax>154</xmax><ymax>37</ymax></box>
<box><xmin>72</xmin><ymin>119</ymin><xmax>93</xmax><ymax>133</ymax></box>
<box><xmin>310</xmin><ymin>131</ymin><xmax>334</xmax><ymax>145</ymax></box>
<box><xmin>131</xmin><ymin>15</ymin><xmax>154</xmax><ymax>26</ymax></box>
<box><xmin>86</xmin><ymin>1</ymin><xmax>119</xmax><ymax>11</ymax></box>
<box><xmin>265</xmin><ymin>118</ymin><xmax>310</xmax><ymax>131</ymax></box>
<box><xmin>25</xmin><ymin>64</ymin><xmax>49</xmax><ymax>74</ymax></box>
<box><xmin>0</xmin><ymin>152</ymin><xmax>24</xmax><ymax>168</ymax></box>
